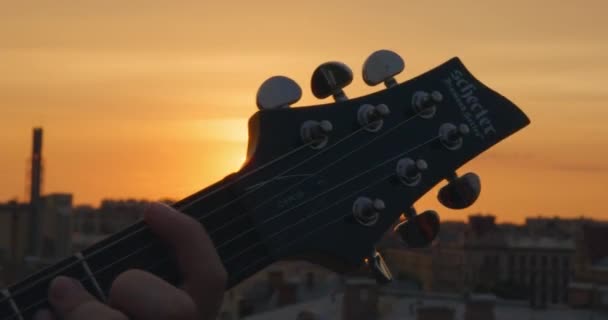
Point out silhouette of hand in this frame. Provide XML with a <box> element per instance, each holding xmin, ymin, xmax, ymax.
<box><xmin>34</xmin><ymin>203</ymin><xmax>227</xmax><ymax>320</ymax></box>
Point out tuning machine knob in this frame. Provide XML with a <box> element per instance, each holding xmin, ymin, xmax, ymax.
<box><xmin>394</xmin><ymin>207</ymin><xmax>440</xmax><ymax>248</ymax></box>
<box><xmin>311</xmin><ymin>61</ymin><xmax>353</xmax><ymax>102</ymax></box>
<box><xmin>366</xmin><ymin>250</ymin><xmax>393</xmax><ymax>285</ymax></box>
<box><xmin>438</xmin><ymin>172</ymin><xmax>481</xmax><ymax>209</ymax></box>
<box><xmin>362</xmin><ymin>49</ymin><xmax>404</xmax><ymax>88</ymax></box>
<box><xmin>256</xmin><ymin>76</ymin><xmax>302</xmax><ymax>110</ymax></box>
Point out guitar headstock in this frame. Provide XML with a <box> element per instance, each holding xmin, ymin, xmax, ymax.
<box><xmin>237</xmin><ymin>51</ymin><xmax>529</xmax><ymax>281</ymax></box>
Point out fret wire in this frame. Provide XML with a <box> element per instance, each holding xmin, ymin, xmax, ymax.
<box><xmin>2</xmin><ymin>112</ymin><xmax>427</xmax><ymax>315</ymax></box>
<box><xmin>1</xmin><ymin>290</ymin><xmax>23</xmax><ymax>320</ymax></box>
<box><xmin>75</xmin><ymin>252</ymin><xmax>107</xmax><ymax>302</ymax></box>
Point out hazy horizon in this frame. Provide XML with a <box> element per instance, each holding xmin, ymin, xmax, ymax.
<box><xmin>2</xmin><ymin>1</ymin><xmax>607</xmax><ymax>223</ymax></box>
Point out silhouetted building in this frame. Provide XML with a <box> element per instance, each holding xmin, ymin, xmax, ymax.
<box><xmin>526</xmin><ymin>216</ymin><xmax>598</xmax><ymax>238</ymax></box>
<box><xmin>575</xmin><ymin>224</ymin><xmax>608</xmax><ymax>284</ymax></box>
<box><xmin>468</xmin><ymin>215</ymin><xmax>497</xmax><ymax>237</ymax></box>
<box><xmin>567</xmin><ymin>224</ymin><xmax>608</xmax><ymax>309</ymax></box>
<box><xmin>0</xmin><ymin>201</ymin><xmax>30</xmax><ymax>285</ymax></box>
<box><xmin>98</xmin><ymin>199</ymin><xmax>147</xmax><ymax>234</ymax></box>
<box><xmin>39</xmin><ymin>193</ymin><xmax>73</xmax><ymax>259</ymax></box>
<box><xmin>465</xmin><ymin>223</ymin><xmax>575</xmax><ymax>308</ymax></box>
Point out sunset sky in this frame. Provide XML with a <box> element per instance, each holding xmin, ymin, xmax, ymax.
<box><xmin>1</xmin><ymin>1</ymin><xmax>607</xmax><ymax>223</ymax></box>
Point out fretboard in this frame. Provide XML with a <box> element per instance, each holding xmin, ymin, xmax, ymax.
<box><xmin>0</xmin><ymin>174</ymin><xmax>273</xmax><ymax>320</ymax></box>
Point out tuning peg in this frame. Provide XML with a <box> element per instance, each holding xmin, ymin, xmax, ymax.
<box><xmin>352</xmin><ymin>197</ymin><xmax>385</xmax><ymax>226</ymax></box>
<box><xmin>301</xmin><ymin>120</ymin><xmax>333</xmax><ymax>149</ymax></box>
<box><xmin>437</xmin><ymin>172</ymin><xmax>481</xmax><ymax>209</ymax></box>
<box><xmin>311</xmin><ymin>62</ymin><xmax>353</xmax><ymax>102</ymax></box>
<box><xmin>412</xmin><ymin>90</ymin><xmax>443</xmax><ymax>118</ymax></box>
<box><xmin>439</xmin><ymin>123</ymin><xmax>470</xmax><ymax>150</ymax></box>
<box><xmin>256</xmin><ymin>76</ymin><xmax>302</xmax><ymax>110</ymax></box>
<box><xmin>396</xmin><ymin>158</ymin><xmax>428</xmax><ymax>186</ymax></box>
<box><xmin>367</xmin><ymin>250</ymin><xmax>393</xmax><ymax>285</ymax></box>
<box><xmin>362</xmin><ymin>49</ymin><xmax>404</xmax><ymax>88</ymax></box>
<box><xmin>394</xmin><ymin>207</ymin><xmax>440</xmax><ymax>248</ymax></box>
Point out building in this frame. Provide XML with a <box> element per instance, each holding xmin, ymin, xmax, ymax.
<box><xmin>464</xmin><ymin>216</ymin><xmax>575</xmax><ymax>308</ymax></box>
<box><xmin>38</xmin><ymin>193</ymin><xmax>73</xmax><ymax>260</ymax></box>
<box><xmin>525</xmin><ymin>216</ymin><xmax>600</xmax><ymax>238</ymax></box>
<box><xmin>0</xmin><ymin>201</ymin><xmax>30</xmax><ymax>286</ymax></box>
<box><xmin>380</xmin><ymin>221</ymin><xmax>467</xmax><ymax>294</ymax></box>
<box><xmin>567</xmin><ymin>224</ymin><xmax>608</xmax><ymax>309</ymax></box>
<box><xmin>97</xmin><ymin>199</ymin><xmax>147</xmax><ymax>234</ymax></box>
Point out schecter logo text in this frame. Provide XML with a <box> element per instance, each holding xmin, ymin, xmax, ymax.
<box><xmin>444</xmin><ymin>70</ymin><xmax>496</xmax><ymax>139</ymax></box>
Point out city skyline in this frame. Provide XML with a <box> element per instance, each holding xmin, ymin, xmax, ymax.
<box><xmin>2</xmin><ymin>1</ymin><xmax>608</xmax><ymax>223</ymax></box>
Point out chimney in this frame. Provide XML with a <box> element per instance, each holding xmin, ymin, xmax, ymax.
<box><xmin>28</xmin><ymin>127</ymin><xmax>43</xmax><ymax>256</ymax></box>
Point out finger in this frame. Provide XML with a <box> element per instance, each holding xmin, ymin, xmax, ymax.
<box><xmin>109</xmin><ymin>269</ymin><xmax>197</xmax><ymax>320</ymax></box>
<box><xmin>48</xmin><ymin>276</ymin><xmax>127</xmax><ymax>320</ymax></box>
<box><xmin>144</xmin><ymin>202</ymin><xmax>227</xmax><ymax>319</ymax></box>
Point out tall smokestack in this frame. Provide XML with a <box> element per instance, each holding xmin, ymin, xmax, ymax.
<box><xmin>28</xmin><ymin>127</ymin><xmax>43</xmax><ymax>256</ymax></box>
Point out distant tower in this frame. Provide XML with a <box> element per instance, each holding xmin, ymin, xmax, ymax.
<box><xmin>27</xmin><ymin>127</ymin><xmax>43</xmax><ymax>256</ymax></box>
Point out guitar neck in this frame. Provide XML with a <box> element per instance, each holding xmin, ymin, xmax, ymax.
<box><xmin>0</xmin><ymin>174</ymin><xmax>272</xmax><ymax>320</ymax></box>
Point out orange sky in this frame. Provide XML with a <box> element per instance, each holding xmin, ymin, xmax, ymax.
<box><xmin>1</xmin><ymin>1</ymin><xmax>607</xmax><ymax>223</ymax></box>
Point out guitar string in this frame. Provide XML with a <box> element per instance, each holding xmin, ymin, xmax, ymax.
<box><xmin>228</xmin><ymin>170</ymin><xmax>402</xmax><ymax>282</ymax></box>
<box><xmin>94</xmin><ymin>133</ymin><xmax>438</xmax><ymax>279</ymax></box>
<box><xmin>7</xmin><ymin>134</ymin><xmax>440</xmax><ymax>319</ymax></box>
<box><xmin>185</xmin><ymin>112</ymin><xmax>422</xmax><ymax>238</ymax></box>
<box><xmin>221</xmin><ymin>135</ymin><xmax>439</xmax><ymax>266</ymax></box>
<box><xmin>0</xmin><ymin>115</ymin><xmax>372</xmax><ymax>305</ymax></box>
<box><xmin>0</xmin><ymin>107</ymin><xmax>426</xmax><ymax>307</ymax></box>
<box><xmin>207</xmin><ymin>129</ymin><xmax>435</xmax><ymax>252</ymax></box>
<box><xmin>0</xmin><ymin>141</ymin><xmax>309</xmax><ymax>308</ymax></box>
<box><xmin>0</xmin><ymin>112</ymin><xmax>434</xmax><ymax>316</ymax></box>
<box><xmin>75</xmin><ymin>110</ymin><xmax>423</xmax><ymax>285</ymax></box>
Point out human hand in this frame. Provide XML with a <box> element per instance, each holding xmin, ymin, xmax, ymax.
<box><xmin>34</xmin><ymin>202</ymin><xmax>227</xmax><ymax>320</ymax></box>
